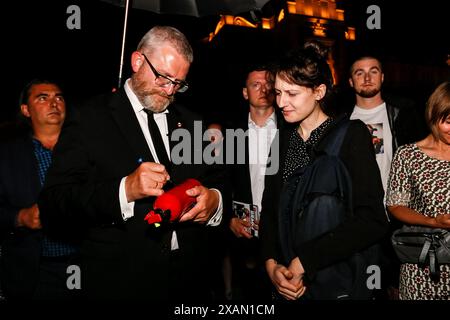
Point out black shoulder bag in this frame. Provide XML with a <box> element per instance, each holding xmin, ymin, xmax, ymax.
<box><xmin>391</xmin><ymin>225</ymin><xmax>450</xmax><ymax>280</ymax></box>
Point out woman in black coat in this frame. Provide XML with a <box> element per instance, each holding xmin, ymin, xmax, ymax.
<box><xmin>259</xmin><ymin>43</ymin><xmax>389</xmax><ymax>300</ymax></box>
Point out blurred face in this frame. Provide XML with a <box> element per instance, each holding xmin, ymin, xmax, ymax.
<box><xmin>436</xmin><ymin>115</ymin><xmax>450</xmax><ymax>145</ymax></box>
<box><xmin>243</xmin><ymin>70</ymin><xmax>275</xmax><ymax>110</ymax></box>
<box><xmin>274</xmin><ymin>76</ymin><xmax>321</xmax><ymax>123</ymax></box>
<box><xmin>349</xmin><ymin>58</ymin><xmax>384</xmax><ymax>98</ymax></box>
<box><xmin>131</xmin><ymin>44</ymin><xmax>190</xmax><ymax>113</ymax></box>
<box><xmin>21</xmin><ymin>83</ymin><xmax>66</xmax><ymax>129</ymax></box>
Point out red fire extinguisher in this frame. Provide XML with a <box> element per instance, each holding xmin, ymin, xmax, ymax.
<box><xmin>144</xmin><ymin>178</ymin><xmax>201</xmax><ymax>227</ymax></box>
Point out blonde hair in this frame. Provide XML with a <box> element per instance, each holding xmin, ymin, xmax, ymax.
<box><xmin>425</xmin><ymin>81</ymin><xmax>450</xmax><ymax>140</ymax></box>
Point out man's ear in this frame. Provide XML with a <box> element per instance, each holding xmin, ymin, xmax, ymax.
<box><xmin>349</xmin><ymin>77</ymin><xmax>354</xmax><ymax>88</ymax></box>
<box><xmin>131</xmin><ymin>51</ymin><xmax>143</xmax><ymax>72</ymax></box>
<box><xmin>242</xmin><ymin>88</ymin><xmax>249</xmax><ymax>100</ymax></box>
<box><xmin>20</xmin><ymin>104</ymin><xmax>31</xmax><ymax>118</ymax></box>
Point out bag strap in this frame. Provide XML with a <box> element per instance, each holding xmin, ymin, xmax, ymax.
<box><xmin>431</xmin><ymin>234</ymin><xmax>450</xmax><ymax>279</ymax></box>
<box><xmin>418</xmin><ymin>237</ymin><xmax>432</xmax><ymax>265</ymax></box>
<box><xmin>429</xmin><ymin>250</ymin><xmax>438</xmax><ymax>280</ymax></box>
<box><xmin>437</xmin><ymin>238</ymin><xmax>450</xmax><ymax>256</ymax></box>
<box><xmin>323</xmin><ymin>118</ymin><xmax>351</xmax><ymax>156</ymax></box>
<box><xmin>419</xmin><ymin>236</ymin><xmax>445</xmax><ymax>281</ymax></box>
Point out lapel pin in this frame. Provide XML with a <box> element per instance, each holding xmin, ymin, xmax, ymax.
<box><xmin>177</xmin><ymin>122</ymin><xmax>182</xmax><ymax>128</ymax></box>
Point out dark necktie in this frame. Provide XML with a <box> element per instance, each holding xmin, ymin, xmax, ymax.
<box><xmin>143</xmin><ymin>109</ymin><xmax>171</xmax><ymax>171</ymax></box>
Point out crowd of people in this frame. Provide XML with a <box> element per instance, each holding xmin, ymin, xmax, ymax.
<box><xmin>0</xmin><ymin>25</ymin><xmax>448</xmax><ymax>301</ymax></box>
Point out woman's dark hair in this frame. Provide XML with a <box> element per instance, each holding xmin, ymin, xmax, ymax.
<box><xmin>276</xmin><ymin>41</ymin><xmax>334</xmax><ymax>112</ymax></box>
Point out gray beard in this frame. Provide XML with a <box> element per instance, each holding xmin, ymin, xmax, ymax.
<box><xmin>131</xmin><ymin>75</ymin><xmax>173</xmax><ymax>113</ymax></box>
<box><xmin>141</xmin><ymin>94</ymin><xmax>171</xmax><ymax>113</ymax></box>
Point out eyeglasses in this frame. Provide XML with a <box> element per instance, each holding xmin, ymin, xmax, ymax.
<box><xmin>141</xmin><ymin>53</ymin><xmax>189</xmax><ymax>93</ymax></box>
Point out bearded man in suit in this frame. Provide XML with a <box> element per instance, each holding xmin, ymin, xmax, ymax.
<box><xmin>39</xmin><ymin>26</ymin><xmax>228</xmax><ymax>301</ymax></box>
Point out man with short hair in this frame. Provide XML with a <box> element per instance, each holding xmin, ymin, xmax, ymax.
<box><xmin>349</xmin><ymin>56</ymin><xmax>426</xmax><ymax>191</ymax></box>
<box><xmin>0</xmin><ymin>79</ymin><xmax>79</xmax><ymax>300</ymax></box>
<box><xmin>39</xmin><ymin>26</ymin><xmax>228</xmax><ymax>300</ymax></box>
<box><xmin>228</xmin><ymin>64</ymin><xmax>280</xmax><ymax>300</ymax></box>
<box><xmin>348</xmin><ymin>55</ymin><xmax>427</xmax><ymax>299</ymax></box>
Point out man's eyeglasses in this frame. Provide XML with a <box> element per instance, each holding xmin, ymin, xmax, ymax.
<box><xmin>141</xmin><ymin>53</ymin><xmax>189</xmax><ymax>93</ymax></box>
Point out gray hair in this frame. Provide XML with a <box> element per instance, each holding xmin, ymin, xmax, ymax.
<box><xmin>137</xmin><ymin>26</ymin><xmax>193</xmax><ymax>63</ymax></box>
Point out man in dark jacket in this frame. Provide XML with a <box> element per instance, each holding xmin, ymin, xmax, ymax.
<box><xmin>228</xmin><ymin>64</ymin><xmax>281</xmax><ymax>300</ymax></box>
<box><xmin>348</xmin><ymin>55</ymin><xmax>428</xmax><ymax>299</ymax></box>
<box><xmin>38</xmin><ymin>26</ymin><xmax>228</xmax><ymax>300</ymax></box>
<box><xmin>348</xmin><ymin>56</ymin><xmax>427</xmax><ymax>191</ymax></box>
<box><xmin>0</xmin><ymin>79</ymin><xmax>79</xmax><ymax>300</ymax></box>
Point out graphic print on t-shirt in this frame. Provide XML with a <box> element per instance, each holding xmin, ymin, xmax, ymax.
<box><xmin>366</xmin><ymin>123</ymin><xmax>384</xmax><ymax>154</ymax></box>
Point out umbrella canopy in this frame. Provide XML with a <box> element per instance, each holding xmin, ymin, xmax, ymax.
<box><xmin>103</xmin><ymin>0</ymin><xmax>274</xmax><ymax>88</ymax></box>
<box><xmin>103</xmin><ymin>0</ymin><xmax>272</xmax><ymax>17</ymax></box>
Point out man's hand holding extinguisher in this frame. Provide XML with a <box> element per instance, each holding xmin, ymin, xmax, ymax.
<box><xmin>125</xmin><ymin>161</ymin><xmax>219</xmax><ymax>225</ymax></box>
<box><xmin>179</xmin><ymin>183</ymin><xmax>219</xmax><ymax>223</ymax></box>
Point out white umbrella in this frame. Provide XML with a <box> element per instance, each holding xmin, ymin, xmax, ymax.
<box><xmin>102</xmin><ymin>0</ymin><xmax>273</xmax><ymax>87</ymax></box>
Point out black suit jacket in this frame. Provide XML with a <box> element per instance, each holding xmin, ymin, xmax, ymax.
<box><xmin>39</xmin><ymin>89</ymin><xmax>228</xmax><ymax>300</ymax></box>
<box><xmin>228</xmin><ymin>111</ymin><xmax>284</xmax><ymax>264</ymax></box>
<box><xmin>0</xmin><ymin>135</ymin><xmax>42</xmax><ymax>298</ymax></box>
<box><xmin>230</xmin><ymin>116</ymin><xmax>254</xmax><ymax>207</ymax></box>
<box><xmin>230</xmin><ymin>111</ymin><xmax>284</xmax><ymax>210</ymax></box>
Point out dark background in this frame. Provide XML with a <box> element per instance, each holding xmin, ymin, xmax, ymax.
<box><xmin>1</xmin><ymin>0</ymin><xmax>448</xmax><ymax>127</ymax></box>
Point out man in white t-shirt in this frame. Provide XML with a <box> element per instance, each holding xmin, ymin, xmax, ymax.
<box><xmin>348</xmin><ymin>55</ymin><xmax>431</xmax><ymax>300</ymax></box>
<box><xmin>348</xmin><ymin>56</ymin><xmax>398</xmax><ymax>299</ymax></box>
<box><xmin>349</xmin><ymin>57</ymin><xmax>392</xmax><ymax>191</ymax></box>
<box><xmin>349</xmin><ymin>55</ymin><xmax>428</xmax><ymax>187</ymax></box>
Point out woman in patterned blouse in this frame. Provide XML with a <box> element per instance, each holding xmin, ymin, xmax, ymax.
<box><xmin>386</xmin><ymin>81</ymin><xmax>450</xmax><ymax>300</ymax></box>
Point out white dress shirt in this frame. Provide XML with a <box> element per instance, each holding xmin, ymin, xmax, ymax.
<box><xmin>248</xmin><ymin>111</ymin><xmax>277</xmax><ymax>213</ymax></box>
<box><xmin>118</xmin><ymin>79</ymin><xmax>223</xmax><ymax>249</ymax></box>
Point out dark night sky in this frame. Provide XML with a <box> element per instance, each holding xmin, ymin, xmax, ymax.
<box><xmin>1</xmin><ymin>0</ymin><xmax>448</xmax><ymax>124</ymax></box>
<box><xmin>341</xmin><ymin>0</ymin><xmax>449</xmax><ymax>63</ymax></box>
